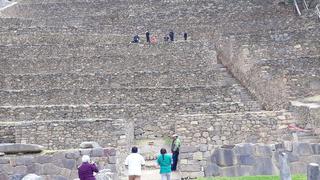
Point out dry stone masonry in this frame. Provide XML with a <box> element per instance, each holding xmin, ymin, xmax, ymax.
<box><xmin>0</xmin><ymin>0</ymin><xmax>319</xmax><ymax>179</ymax></box>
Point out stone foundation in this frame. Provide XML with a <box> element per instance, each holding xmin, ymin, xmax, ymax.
<box><xmin>0</xmin><ymin>147</ymin><xmax>119</xmax><ymax>180</ymax></box>
<box><xmin>180</xmin><ymin>142</ymin><xmax>320</xmax><ymax>178</ymax></box>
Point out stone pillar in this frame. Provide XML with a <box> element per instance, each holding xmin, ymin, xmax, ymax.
<box><xmin>307</xmin><ymin>163</ymin><xmax>320</xmax><ymax>180</ymax></box>
<box><xmin>279</xmin><ymin>152</ymin><xmax>291</xmax><ymax>180</ymax></box>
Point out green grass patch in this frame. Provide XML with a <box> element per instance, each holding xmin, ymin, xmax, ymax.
<box><xmin>197</xmin><ymin>174</ymin><xmax>306</xmax><ymax>180</ymax></box>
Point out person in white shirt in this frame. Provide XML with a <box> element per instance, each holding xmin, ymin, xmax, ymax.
<box><xmin>125</xmin><ymin>146</ymin><xmax>145</xmax><ymax>180</ymax></box>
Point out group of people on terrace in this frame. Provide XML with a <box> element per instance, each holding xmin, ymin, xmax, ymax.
<box><xmin>77</xmin><ymin>134</ymin><xmax>181</xmax><ymax>180</ymax></box>
<box><xmin>132</xmin><ymin>31</ymin><xmax>188</xmax><ymax>44</ymax></box>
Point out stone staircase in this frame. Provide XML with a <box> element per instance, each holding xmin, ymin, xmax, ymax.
<box><xmin>0</xmin><ymin>0</ymin><xmax>306</xmax><ymax>148</ymax></box>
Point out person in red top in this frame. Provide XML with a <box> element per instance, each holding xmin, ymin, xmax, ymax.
<box><xmin>78</xmin><ymin>155</ymin><xmax>99</xmax><ymax>180</ymax></box>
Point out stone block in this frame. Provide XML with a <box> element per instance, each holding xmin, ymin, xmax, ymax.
<box><xmin>65</xmin><ymin>151</ymin><xmax>80</xmax><ymax>159</ymax></box>
<box><xmin>35</xmin><ymin>156</ymin><xmax>52</xmax><ymax>164</ymax></box>
<box><xmin>42</xmin><ymin>163</ymin><xmax>61</xmax><ymax>175</ymax></box>
<box><xmin>92</xmin><ymin>148</ymin><xmax>104</xmax><ymax>157</ymax></box>
<box><xmin>234</xmin><ymin>143</ymin><xmax>254</xmax><ymax>155</ymax></box>
<box><xmin>62</xmin><ymin>159</ymin><xmax>75</xmax><ymax>170</ymax></box>
<box><xmin>204</xmin><ymin>163</ymin><xmax>219</xmax><ymax>176</ymax></box>
<box><xmin>212</xmin><ymin>148</ymin><xmax>237</xmax><ymax>166</ymax></box>
<box><xmin>16</xmin><ymin>157</ymin><xmax>34</xmax><ymax>166</ymax></box>
<box><xmin>253</xmin><ymin>157</ymin><xmax>278</xmax><ymax>175</ymax></box>
<box><xmin>237</xmin><ymin>155</ymin><xmax>256</xmax><ymax>165</ymax></box>
<box><xmin>199</xmin><ymin>144</ymin><xmax>208</xmax><ymax>152</ymax></box>
<box><xmin>108</xmin><ymin>156</ymin><xmax>117</xmax><ymax>164</ymax></box>
<box><xmin>255</xmin><ymin>144</ymin><xmax>272</xmax><ymax>157</ymax></box>
<box><xmin>180</xmin><ymin>164</ymin><xmax>201</xmax><ymax>172</ymax></box>
<box><xmin>51</xmin><ymin>175</ymin><xmax>68</xmax><ymax>180</ymax></box>
<box><xmin>219</xmin><ymin>165</ymin><xmax>253</xmax><ymax>176</ymax></box>
<box><xmin>0</xmin><ymin>144</ymin><xmax>44</xmax><ymax>154</ymax></box>
<box><xmin>290</xmin><ymin>162</ymin><xmax>307</xmax><ymax>174</ymax></box>
<box><xmin>293</xmin><ymin>142</ymin><xmax>313</xmax><ymax>156</ymax></box>
<box><xmin>287</xmin><ymin>152</ymin><xmax>299</xmax><ymax>163</ymax></box>
<box><xmin>180</xmin><ymin>146</ymin><xmax>198</xmax><ymax>153</ymax></box>
<box><xmin>104</xmin><ymin>149</ymin><xmax>116</xmax><ymax>156</ymax></box>
<box><xmin>193</xmin><ymin>152</ymin><xmax>203</xmax><ymax>161</ymax></box>
<box><xmin>312</xmin><ymin>144</ymin><xmax>320</xmax><ymax>155</ymax></box>
<box><xmin>0</xmin><ymin>158</ymin><xmax>10</xmax><ymax>164</ymax></box>
<box><xmin>79</xmin><ymin>142</ymin><xmax>101</xmax><ymax>149</ymax></box>
<box><xmin>80</xmin><ymin>149</ymin><xmax>92</xmax><ymax>156</ymax></box>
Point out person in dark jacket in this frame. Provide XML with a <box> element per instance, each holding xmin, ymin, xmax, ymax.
<box><xmin>146</xmin><ymin>31</ymin><xmax>150</xmax><ymax>43</ymax></box>
<box><xmin>169</xmin><ymin>31</ymin><xmax>174</xmax><ymax>41</ymax></box>
<box><xmin>78</xmin><ymin>155</ymin><xmax>99</xmax><ymax>180</ymax></box>
<box><xmin>183</xmin><ymin>32</ymin><xmax>188</xmax><ymax>40</ymax></box>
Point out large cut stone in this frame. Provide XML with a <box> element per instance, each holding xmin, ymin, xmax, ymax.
<box><xmin>22</xmin><ymin>174</ymin><xmax>44</xmax><ymax>180</ymax></box>
<box><xmin>0</xmin><ymin>144</ymin><xmax>44</xmax><ymax>154</ymax></box>
<box><xmin>234</xmin><ymin>143</ymin><xmax>254</xmax><ymax>155</ymax></box>
<box><xmin>212</xmin><ymin>148</ymin><xmax>237</xmax><ymax>166</ymax></box>
<box><xmin>293</xmin><ymin>142</ymin><xmax>312</xmax><ymax>156</ymax></box>
<box><xmin>219</xmin><ymin>166</ymin><xmax>254</xmax><ymax>176</ymax></box>
<box><xmin>80</xmin><ymin>142</ymin><xmax>101</xmax><ymax>149</ymax></box>
<box><xmin>204</xmin><ymin>163</ymin><xmax>220</xmax><ymax>176</ymax></box>
<box><xmin>253</xmin><ymin>157</ymin><xmax>278</xmax><ymax>175</ymax></box>
<box><xmin>237</xmin><ymin>155</ymin><xmax>256</xmax><ymax>165</ymax></box>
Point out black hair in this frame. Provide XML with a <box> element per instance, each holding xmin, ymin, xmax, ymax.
<box><xmin>160</xmin><ymin>148</ymin><xmax>167</xmax><ymax>160</ymax></box>
<box><xmin>131</xmin><ymin>146</ymin><xmax>138</xmax><ymax>153</ymax></box>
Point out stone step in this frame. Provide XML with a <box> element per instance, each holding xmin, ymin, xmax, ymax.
<box><xmin>0</xmin><ymin>53</ymin><xmax>216</xmax><ymax>74</ymax></box>
<box><xmin>0</xmin><ymin>85</ymin><xmax>255</xmax><ymax>106</ymax></box>
<box><xmin>1</xmin><ymin>0</ymin><xmax>279</xmax><ymax>20</ymax></box>
<box><xmin>0</xmin><ymin>42</ymin><xmax>215</xmax><ymax>59</ymax></box>
<box><xmin>0</xmin><ymin>33</ymin><xmax>131</xmax><ymax>45</ymax></box>
<box><xmin>0</xmin><ymin>69</ymin><xmax>235</xmax><ymax>90</ymax></box>
<box><xmin>0</xmin><ymin>101</ymin><xmax>262</xmax><ymax>122</ymax></box>
<box><xmin>224</xmin><ymin>26</ymin><xmax>320</xmax><ymax>43</ymax></box>
<box><xmin>0</xmin><ymin>13</ymin><xmax>312</xmax><ymax>37</ymax></box>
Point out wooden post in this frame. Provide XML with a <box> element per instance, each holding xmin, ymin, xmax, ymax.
<box><xmin>307</xmin><ymin>163</ymin><xmax>320</xmax><ymax>180</ymax></box>
<box><xmin>279</xmin><ymin>152</ymin><xmax>292</xmax><ymax>180</ymax></box>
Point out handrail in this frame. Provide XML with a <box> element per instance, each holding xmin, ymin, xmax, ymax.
<box><xmin>316</xmin><ymin>4</ymin><xmax>320</xmax><ymax>19</ymax></box>
<box><xmin>294</xmin><ymin>0</ymin><xmax>302</xmax><ymax>16</ymax></box>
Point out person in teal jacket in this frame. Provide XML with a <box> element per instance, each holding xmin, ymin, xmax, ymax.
<box><xmin>157</xmin><ymin>148</ymin><xmax>172</xmax><ymax>180</ymax></box>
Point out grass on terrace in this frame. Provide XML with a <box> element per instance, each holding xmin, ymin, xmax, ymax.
<box><xmin>197</xmin><ymin>174</ymin><xmax>307</xmax><ymax>180</ymax></box>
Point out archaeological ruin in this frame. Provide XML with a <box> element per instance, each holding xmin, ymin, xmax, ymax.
<box><xmin>0</xmin><ymin>0</ymin><xmax>319</xmax><ymax>179</ymax></box>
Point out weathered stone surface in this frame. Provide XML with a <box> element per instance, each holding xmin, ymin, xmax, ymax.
<box><xmin>212</xmin><ymin>148</ymin><xmax>237</xmax><ymax>166</ymax></box>
<box><xmin>180</xmin><ymin>164</ymin><xmax>201</xmax><ymax>172</ymax></box>
<box><xmin>234</xmin><ymin>143</ymin><xmax>254</xmax><ymax>155</ymax></box>
<box><xmin>237</xmin><ymin>155</ymin><xmax>255</xmax><ymax>165</ymax></box>
<box><xmin>0</xmin><ymin>144</ymin><xmax>44</xmax><ymax>154</ymax></box>
<box><xmin>253</xmin><ymin>157</ymin><xmax>278</xmax><ymax>175</ymax></box>
<box><xmin>204</xmin><ymin>163</ymin><xmax>219</xmax><ymax>177</ymax></box>
<box><xmin>79</xmin><ymin>142</ymin><xmax>101</xmax><ymax>149</ymax></box>
<box><xmin>255</xmin><ymin>144</ymin><xmax>272</xmax><ymax>157</ymax></box>
<box><xmin>65</xmin><ymin>151</ymin><xmax>80</xmax><ymax>159</ymax></box>
<box><xmin>22</xmin><ymin>174</ymin><xmax>44</xmax><ymax>180</ymax></box>
<box><xmin>219</xmin><ymin>165</ymin><xmax>253</xmax><ymax>176</ymax></box>
<box><xmin>62</xmin><ymin>159</ymin><xmax>76</xmax><ymax>170</ymax></box>
<box><xmin>92</xmin><ymin>148</ymin><xmax>104</xmax><ymax>157</ymax></box>
<box><xmin>293</xmin><ymin>142</ymin><xmax>313</xmax><ymax>156</ymax></box>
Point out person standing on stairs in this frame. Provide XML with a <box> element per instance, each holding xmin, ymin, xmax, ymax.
<box><xmin>171</xmin><ymin>134</ymin><xmax>181</xmax><ymax>171</ymax></box>
<box><xmin>125</xmin><ymin>147</ymin><xmax>146</xmax><ymax>180</ymax></box>
<box><xmin>146</xmin><ymin>31</ymin><xmax>150</xmax><ymax>43</ymax></box>
<box><xmin>157</xmin><ymin>148</ymin><xmax>172</xmax><ymax>180</ymax></box>
<box><xmin>169</xmin><ymin>31</ymin><xmax>174</xmax><ymax>42</ymax></box>
<box><xmin>183</xmin><ymin>32</ymin><xmax>188</xmax><ymax>40</ymax></box>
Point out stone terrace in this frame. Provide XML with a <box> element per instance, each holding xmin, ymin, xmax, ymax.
<box><xmin>0</xmin><ymin>0</ymin><xmax>319</xmax><ymax>178</ymax></box>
